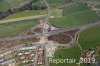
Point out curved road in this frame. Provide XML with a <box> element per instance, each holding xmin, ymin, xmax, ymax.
<box><xmin>0</xmin><ymin>21</ymin><xmax>100</xmax><ymax>42</ymax></box>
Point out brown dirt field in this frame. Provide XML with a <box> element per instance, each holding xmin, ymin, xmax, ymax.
<box><xmin>65</xmin><ymin>29</ymin><xmax>79</xmax><ymax>38</ymax></box>
<box><xmin>34</xmin><ymin>27</ymin><xmax>43</xmax><ymax>33</ymax></box>
<box><xmin>48</xmin><ymin>33</ymin><xmax>72</xmax><ymax>44</ymax></box>
<box><xmin>25</xmin><ymin>27</ymin><xmax>43</xmax><ymax>35</ymax></box>
<box><xmin>48</xmin><ymin>29</ymin><xmax>80</xmax><ymax>44</ymax></box>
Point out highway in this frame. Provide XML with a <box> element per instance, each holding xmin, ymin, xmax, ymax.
<box><xmin>0</xmin><ymin>19</ymin><xmax>99</xmax><ymax>66</ymax></box>
<box><xmin>0</xmin><ymin>21</ymin><xmax>100</xmax><ymax>42</ymax></box>
<box><xmin>0</xmin><ymin>0</ymin><xmax>100</xmax><ymax>66</ymax></box>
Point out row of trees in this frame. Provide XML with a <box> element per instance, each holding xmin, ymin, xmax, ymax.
<box><xmin>0</xmin><ymin>0</ymin><xmax>47</xmax><ymax>20</ymax></box>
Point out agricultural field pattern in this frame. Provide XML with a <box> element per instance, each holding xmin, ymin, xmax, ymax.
<box><xmin>0</xmin><ymin>0</ymin><xmax>100</xmax><ymax>66</ymax></box>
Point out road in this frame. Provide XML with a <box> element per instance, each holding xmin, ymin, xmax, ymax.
<box><xmin>44</xmin><ymin>0</ymin><xmax>51</xmax><ymax>18</ymax></box>
<box><xmin>34</xmin><ymin>45</ymin><xmax>38</xmax><ymax>66</ymax></box>
<box><xmin>0</xmin><ymin>0</ymin><xmax>100</xmax><ymax>66</ymax></box>
<box><xmin>0</xmin><ymin>21</ymin><xmax>100</xmax><ymax>66</ymax></box>
<box><xmin>44</xmin><ymin>43</ymin><xmax>49</xmax><ymax>66</ymax></box>
<box><xmin>0</xmin><ymin>21</ymin><xmax>100</xmax><ymax>42</ymax></box>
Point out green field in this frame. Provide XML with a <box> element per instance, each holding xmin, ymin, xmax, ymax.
<box><xmin>50</xmin><ymin>45</ymin><xmax>81</xmax><ymax>66</ymax></box>
<box><xmin>78</xmin><ymin>26</ymin><xmax>100</xmax><ymax>50</ymax></box>
<box><xmin>96</xmin><ymin>5</ymin><xmax>100</xmax><ymax>8</ymax></box>
<box><xmin>51</xmin><ymin>8</ymin><xmax>62</xmax><ymax>17</ymax></box>
<box><xmin>0</xmin><ymin>19</ymin><xmax>38</xmax><ymax>37</ymax></box>
<box><xmin>0</xmin><ymin>0</ymin><xmax>32</xmax><ymax>11</ymax></box>
<box><xmin>47</xmin><ymin>0</ymin><xmax>64</xmax><ymax>4</ymax></box>
<box><xmin>49</xmin><ymin>10</ymin><xmax>100</xmax><ymax>28</ymax></box>
<box><xmin>63</xmin><ymin>2</ymin><xmax>89</xmax><ymax>16</ymax></box>
<box><xmin>50</xmin><ymin>26</ymin><xmax>100</xmax><ymax>66</ymax></box>
<box><xmin>4</xmin><ymin>10</ymin><xmax>44</xmax><ymax>20</ymax></box>
<box><xmin>78</xmin><ymin>26</ymin><xmax>100</xmax><ymax>61</ymax></box>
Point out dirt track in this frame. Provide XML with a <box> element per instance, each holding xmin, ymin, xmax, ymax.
<box><xmin>0</xmin><ymin>15</ymin><xmax>47</xmax><ymax>24</ymax></box>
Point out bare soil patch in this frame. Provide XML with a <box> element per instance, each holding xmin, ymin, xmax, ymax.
<box><xmin>48</xmin><ymin>33</ymin><xmax>72</xmax><ymax>44</ymax></box>
<box><xmin>48</xmin><ymin>29</ymin><xmax>80</xmax><ymax>44</ymax></box>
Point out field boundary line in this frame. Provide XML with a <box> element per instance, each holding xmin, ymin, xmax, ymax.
<box><xmin>0</xmin><ymin>15</ymin><xmax>47</xmax><ymax>24</ymax></box>
<box><xmin>76</xmin><ymin>30</ymin><xmax>83</xmax><ymax>51</ymax></box>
